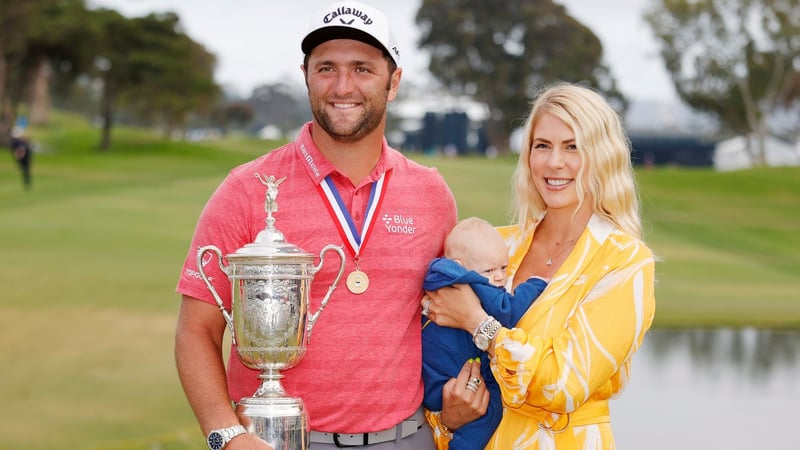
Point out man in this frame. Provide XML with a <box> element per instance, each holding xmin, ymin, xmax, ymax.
<box><xmin>9</xmin><ymin>127</ymin><xmax>33</xmax><ymax>190</ymax></box>
<box><xmin>174</xmin><ymin>2</ymin><xmax>483</xmax><ymax>449</ymax></box>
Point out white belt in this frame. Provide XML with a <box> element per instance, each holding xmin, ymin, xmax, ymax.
<box><xmin>310</xmin><ymin>408</ymin><xmax>424</xmax><ymax>447</ymax></box>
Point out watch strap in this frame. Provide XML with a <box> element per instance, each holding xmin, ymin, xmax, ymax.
<box><xmin>473</xmin><ymin>315</ymin><xmax>501</xmax><ymax>350</ymax></box>
<box><xmin>207</xmin><ymin>424</ymin><xmax>246</xmax><ymax>449</ymax></box>
<box><xmin>484</xmin><ymin>318</ymin><xmax>502</xmax><ymax>340</ymax></box>
<box><xmin>472</xmin><ymin>315</ymin><xmax>494</xmax><ymax>338</ymax></box>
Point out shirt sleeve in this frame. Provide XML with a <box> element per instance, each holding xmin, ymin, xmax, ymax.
<box><xmin>176</xmin><ymin>172</ymin><xmax>253</xmax><ymax>308</ymax></box>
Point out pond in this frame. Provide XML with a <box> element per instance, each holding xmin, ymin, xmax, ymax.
<box><xmin>611</xmin><ymin>328</ymin><xmax>800</xmax><ymax>449</ymax></box>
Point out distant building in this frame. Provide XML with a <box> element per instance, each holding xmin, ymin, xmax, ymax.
<box><xmin>713</xmin><ymin>134</ymin><xmax>800</xmax><ymax>171</ymax></box>
<box><xmin>400</xmin><ymin>111</ymin><xmax>489</xmax><ymax>155</ymax></box>
<box><xmin>393</xmin><ymin>95</ymin><xmax>729</xmax><ymax>164</ymax></box>
<box><xmin>392</xmin><ymin>95</ymin><xmax>489</xmax><ymax>155</ymax></box>
<box><xmin>629</xmin><ymin>134</ymin><xmax>718</xmax><ymax>167</ymax></box>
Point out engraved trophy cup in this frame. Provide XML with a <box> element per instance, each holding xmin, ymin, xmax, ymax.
<box><xmin>197</xmin><ymin>174</ymin><xmax>345</xmax><ymax>449</ymax></box>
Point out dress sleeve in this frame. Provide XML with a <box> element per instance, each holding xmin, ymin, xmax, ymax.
<box><xmin>491</xmin><ymin>252</ymin><xmax>655</xmax><ymax>413</ymax></box>
<box><xmin>424</xmin><ymin>410</ymin><xmax>453</xmax><ymax>450</ymax></box>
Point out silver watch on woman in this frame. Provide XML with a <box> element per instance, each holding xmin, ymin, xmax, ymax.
<box><xmin>207</xmin><ymin>424</ymin><xmax>246</xmax><ymax>450</ymax></box>
<box><xmin>473</xmin><ymin>316</ymin><xmax>502</xmax><ymax>351</ymax></box>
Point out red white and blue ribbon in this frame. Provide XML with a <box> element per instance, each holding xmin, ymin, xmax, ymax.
<box><xmin>317</xmin><ymin>171</ymin><xmax>390</xmax><ymax>260</ymax></box>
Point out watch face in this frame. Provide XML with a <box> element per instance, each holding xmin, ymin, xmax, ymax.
<box><xmin>475</xmin><ymin>334</ymin><xmax>488</xmax><ymax>351</ymax></box>
<box><xmin>207</xmin><ymin>432</ymin><xmax>224</xmax><ymax>450</ymax></box>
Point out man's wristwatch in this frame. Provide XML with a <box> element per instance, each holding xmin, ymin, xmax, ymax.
<box><xmin>473</xmin><ymin>315</ymin><xmax>502</xmax><ymax>351</ymax></box>
<box><xmin>207</xmin><ymin>425</ymin><xmax>246</xmax><ymax>450</ymax></box>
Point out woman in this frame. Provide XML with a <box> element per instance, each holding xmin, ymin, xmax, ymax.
<box><xmin>425</xmin><ymin>83</ymin><xmax>656</xmax><ymax>449</ymax></box>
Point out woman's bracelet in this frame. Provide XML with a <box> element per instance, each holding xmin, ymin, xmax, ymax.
<box><xmin>437</xmin><ymin>419</ymin><xmax>453</xmax><ymax>440</ymax></box>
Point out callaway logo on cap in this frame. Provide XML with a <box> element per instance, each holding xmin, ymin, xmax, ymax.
<box><xmin>301</xmin><ymin>1</ymin><xmax>400</xmax><ymax>66</ymax></box>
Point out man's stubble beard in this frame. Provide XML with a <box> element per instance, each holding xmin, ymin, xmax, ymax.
<box><xmin>309</xmin><ymin>80</ymin><xmax>392</xmax><ymax>143</ymax></box>
<box><xmin>313</xmin><ymin>103</ymin><xmax>384</xmax><ymax>143</ymax></box>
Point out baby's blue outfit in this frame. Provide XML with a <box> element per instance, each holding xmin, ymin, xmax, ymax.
<box><xmin>422</xmin><ymin>257</ymin><xmax>547</xmax><ymax>450</ymax></box>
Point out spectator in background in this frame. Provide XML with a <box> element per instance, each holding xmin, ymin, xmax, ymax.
<box><xmin>9</xmin><ymin>127</ymin><xmax>33</xmax><ymax>190</ymax></box>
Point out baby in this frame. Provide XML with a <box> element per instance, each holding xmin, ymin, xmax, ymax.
<box><xmin>422</xmin><ymin>217</ymin><xmax>548</xmax><ymax>450</ymax></box>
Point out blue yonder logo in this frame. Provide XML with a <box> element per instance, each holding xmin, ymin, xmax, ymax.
<box><xmin>382</xmin><ymin>213</ymin><xmax>416</xmax><ymax>235</ymax></box>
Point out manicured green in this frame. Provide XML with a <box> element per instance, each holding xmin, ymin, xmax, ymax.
<box><xmin>1</xmin><ymin>113</ymin><xmax>798</xmax><ymax>449</ymax></box>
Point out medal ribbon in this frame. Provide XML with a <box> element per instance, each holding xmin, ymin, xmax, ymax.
<box><xmin>316</xmin><ymin>171</ymin><xmax>391</xmax><ymax>259</ymax></box>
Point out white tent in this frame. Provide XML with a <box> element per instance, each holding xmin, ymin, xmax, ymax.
<box><xmin>713</xmin><ymin>134</ymin><xmax>800</xmax><ymax>171</ymax></box>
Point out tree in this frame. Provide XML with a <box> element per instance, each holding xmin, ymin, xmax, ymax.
<box><xmin>645</xmin><ymin>0</ymin><xmax>800</xmax><ymax>165</ymax></box>
<box><xmin>416</xmin><ymin>0</ymin><xmax>625</xmax><ymax>152</ymax></box>
<box><xmin>0</xmin><ymin>0</ymin><xmax>93</xmax><ymax>140</ymax></box>
<box><xmin>92</xmin><ymin>9</ymin><xmax>219</xmax><ymax>150</ymax></box>
<box><xmin>247</xmin><ymin>82</ymin><xmax>310</xmax><ymax>135</ymax></box>
<box><xmin>0</xmin><ymin>0</ymin><xmax>36</xmax><ymax>141</ymax></box>
<box><xmin>1</xmin><ymin>2</ymin><xmax>219</xmax><ymax>148</ymax></box>
<box><xmin>221</xmin><ymin>102</ymin><xmax>256</xmax><ymax>132</ymax></box>
<box><xmin>121</xmin><ymin>29</ymin><xmax>220</xmax><ymax>138</ymax></box>
<box><xmin>17</xmin><ymin>0</ymin><xmax>97</xmax><ymax>125</ymax></box>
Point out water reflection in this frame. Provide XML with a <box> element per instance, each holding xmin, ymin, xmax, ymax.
<box><xmin>612</xmin><ymin>328</ymin><xmax>800</xmax><ymax>450</ymax></box>
<box><xmin>646</xmin><ymin>328</ymin><xmax>799</xmax><ymax>380</ymax></box>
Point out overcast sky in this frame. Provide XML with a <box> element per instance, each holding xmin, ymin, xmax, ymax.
<box><xmin>88</xmin><ymin>0</ymin><xmax>677</xmax><ymax>103</ymax></box>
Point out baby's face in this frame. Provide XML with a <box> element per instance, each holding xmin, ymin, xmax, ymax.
<box><xmin>461</xmin><ymin>238</ymin><xmax>509</xmax><ymax>288</ymax></box>
<box><xmin>476</xmin><ymin>263</ymin><xmax>508</xmax><ymax>288</ymax></box>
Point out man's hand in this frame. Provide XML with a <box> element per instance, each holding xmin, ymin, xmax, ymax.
<box><xmin>440</xmin><ymin>358</ymin><xmax>489</xmax><ymax>430</ymax></box>
<box><xmin>227</xmin><ymin>432</ymin><xmax>274</xmax><ymax>449</ymax></box>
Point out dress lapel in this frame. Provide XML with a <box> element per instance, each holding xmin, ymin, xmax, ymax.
<box><xmin>509</xmin><ymin>215</ymin><xmax>616</xmax><ymax>330</ymax></box>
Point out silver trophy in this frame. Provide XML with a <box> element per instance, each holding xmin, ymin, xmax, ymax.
<box><xmin>198</xmin><ymin>174</ymin><xmax>345</xmax><ymax>450</ymax></box>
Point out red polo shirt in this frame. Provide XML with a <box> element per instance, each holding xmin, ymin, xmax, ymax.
<box><xmin>177</xmin><ymin>122</ymin><xmax>457</xmax><ymax>433</ymax></box>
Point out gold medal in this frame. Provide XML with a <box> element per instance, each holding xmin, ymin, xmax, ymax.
<box><xmin>346</xmin><ymin>270</ymin><xmax>369</xmax><ymax>294</ymax></box>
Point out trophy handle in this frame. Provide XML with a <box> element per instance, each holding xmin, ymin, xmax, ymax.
<box><xmin>196</xmin><ymin>245</ymin><xmax>236</xmax><ymax>343</ymax></box>
<box><xmin>306</xmin><ymin>244</ymin><xmax>346</xmax><ymax>341</ymax></box>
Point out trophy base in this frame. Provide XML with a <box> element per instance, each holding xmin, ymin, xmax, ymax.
<box><xmin>236</xmin><ymin>396</ymin><xmax>309</xmax><ymax>450</ymax></box>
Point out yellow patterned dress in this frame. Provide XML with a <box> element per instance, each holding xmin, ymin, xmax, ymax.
<box><xmin>483</xmin><ymin>215</ymin><xmax>656</xmax><ymax>450</ymax></box>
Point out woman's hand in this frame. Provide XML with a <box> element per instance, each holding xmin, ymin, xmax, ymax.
<box><xmin>440</xmin><ymin>358</ymin><xmax>489</xmax><ymax>430</ymax></box>
<box><xmin>424</xmin><ymin>284</ymin><xmax>487</xmax><ymax>333</ymax></box>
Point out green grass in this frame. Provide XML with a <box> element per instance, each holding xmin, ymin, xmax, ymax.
<box><xmin>1</xmin><ymin>112</ymin><xmax>798</xmax><ymax>449</ymax></box>
<box><xmin>638</xmin><ymin>167</ymin><xmax>800</xmax><ymax>327</ymax></box>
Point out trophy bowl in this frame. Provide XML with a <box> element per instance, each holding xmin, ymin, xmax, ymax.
<box><xmin>197</xmin><ymin>174</ymin><xmax>345</xmax><ymax>450</ymax></box>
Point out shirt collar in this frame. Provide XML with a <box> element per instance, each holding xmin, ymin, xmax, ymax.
<box><xmin>294</xmin><ymin>122</ymin><xmax>398</xmax><ymax>187</ymax></box>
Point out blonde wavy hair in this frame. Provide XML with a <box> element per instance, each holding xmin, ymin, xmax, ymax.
<box><xmin>511</xmin><ymin>83</ymin><xmax>642</xmax><ymax>239</ymax></box>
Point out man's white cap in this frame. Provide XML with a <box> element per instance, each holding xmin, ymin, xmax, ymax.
<box><xmin>301</xmin><ymin>1</ymin><xmax>400</xmax><ymax>66</ymax></box>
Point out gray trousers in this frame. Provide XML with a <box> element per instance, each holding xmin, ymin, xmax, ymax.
<box><xmin>308</xmin><ymin>422</ymin><xmax>435</xmax><ymax>449</ymax></box>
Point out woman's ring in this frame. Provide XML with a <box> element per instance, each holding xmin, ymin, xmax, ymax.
<box><xmin>421</xmin><ymin>299</ymin><xmax>431</xmax><ymax>316</ymax></box>
<box><xmin>471</xmin><ymin>377</ymin><xmax>482</xmax><ymax>385</ymax></box>
<box><xmin>465</xmin><ymin>381</ymin><xmax>479</xmax><ymax>392</ymax></box>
